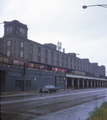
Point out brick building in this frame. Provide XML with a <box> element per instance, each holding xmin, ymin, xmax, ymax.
<box><xmin>0</xmin><ymin>20</ymin><xmax>106</xmax><ymax>92</ymax></box>
<box><xmin>0</xmin><ymin>20</ymin><xmax>106</xmax><ymax>77</ymax></box>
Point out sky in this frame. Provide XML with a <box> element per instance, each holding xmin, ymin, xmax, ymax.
<box><xmin>0</xmin><ymin>0</ymin><xmax>107</xmax><ymax>75</ymax></box>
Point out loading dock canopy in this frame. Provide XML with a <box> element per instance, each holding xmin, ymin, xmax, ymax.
<box><xmin>66</xmin><ymin>74</ymin><xmax>107</xmax><ymax>81</ymax></box>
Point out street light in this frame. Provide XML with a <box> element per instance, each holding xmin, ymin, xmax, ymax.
<box><xmin>82</xmin><ymin>4</ymin><xmax>107</xmax><ymax>9</ymax></box>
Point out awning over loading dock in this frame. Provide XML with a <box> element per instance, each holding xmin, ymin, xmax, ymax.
<box><xmin>66</xmin><ymin>74</ymin><xmax>107</xmax><ymax>81</ymax></box>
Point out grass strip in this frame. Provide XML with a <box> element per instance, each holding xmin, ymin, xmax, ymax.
<box><xmin>86</xmin><ymin>101</ymin><xmax>107</xmax><ymax>120</ymax></box>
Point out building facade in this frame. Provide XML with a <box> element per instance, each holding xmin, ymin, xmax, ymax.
<box><xmin>0</xmin><ymin>20</ymin><xmax>106</xmax><ymax>92</ymax></box>
<box><xmin>0</xmin><ymin>20</ymin><xmax>106</xmax><ymax>78</ymax></box>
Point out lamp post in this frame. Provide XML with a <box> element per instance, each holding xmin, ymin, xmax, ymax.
<box><xmin>82</xmin><ymin>4</ymin><xmax>107</xmax><ymax>9</ymax></box>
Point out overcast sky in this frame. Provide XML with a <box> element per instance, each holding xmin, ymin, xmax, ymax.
<box><xmin>0</xmin><ymin>0</ymin><xmax>107</xmax><ymax>75</ymax></box>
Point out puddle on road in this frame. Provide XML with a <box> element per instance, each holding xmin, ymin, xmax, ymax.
<box><xmin>35</xmin><ymin>97</ymin><xmax>107</xmax><ymax>120</ymax></box>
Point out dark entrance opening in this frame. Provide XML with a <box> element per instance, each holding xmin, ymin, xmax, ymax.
<box><xmin>84</xmin><ymin>80</ymin><xmax>87</xmax><ymax>88</ymax></box>
<box><xmin>67</xmin><ymin>78</ymin><xmax>71</xmax><ymax>89</ymax></box>
<box><xmin>15</xmin><ymin>80</ymin><xmax>24</xmax><ymax>91</ymax></box>
<box><xmin>92</xmin><ymin>80</ymin><xmax>94</xmax><ymax>88</ymax></box>
<box><xmin>74</xmin><ymin>79</ymin><xmax>78</xmax><ymax>89</ymax></box>
<box><xmin>89</xmin><ymin>80</ymin><xmax>91</xmax><ymax>88</ymax></box>
<box><xmin>0</xmin><ymin>70</ymin><xmax>5</xmax><ymax>92</ymax></box>
<box><xmin>80</xmin><ymin>79</ymin><xmax>82</xmax><ymax>88</ymax></box>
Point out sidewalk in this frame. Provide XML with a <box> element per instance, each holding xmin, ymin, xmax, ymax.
<box><xmin>1</xmin><ymin>90</ymin><xmax>38</xmax><ymax>97</ymax></box>
<box><xmin>0</xmin><ymin>89</ymin><xmax>69</xmax><ymax>98</ymax></box>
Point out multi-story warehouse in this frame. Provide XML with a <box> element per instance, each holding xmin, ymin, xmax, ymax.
<box><xmin>0</xmin><ymin>20</ymin><xmax>105</xmax><ymax>77</ymax></box>
<box><xmin>0</xmin><ymin>20</ymin><xmax>106</xmax><ymax>92</ymax></box>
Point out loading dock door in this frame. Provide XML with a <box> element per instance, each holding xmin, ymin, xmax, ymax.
<box><xmin>0</xmin><ymin>71</ymin><xmax>5</xmax><ymax>92</ymax></box>
<box><xmin>67</xmin><ymin>78</ymin><xmax>71</xmax><ymax>89</ymax></box>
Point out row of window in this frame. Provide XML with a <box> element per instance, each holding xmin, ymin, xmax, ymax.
<box><xmin>6</xmin><ymin>41</ymin><xmax>93</xmax><ymax>71</ymax></box>
<box><xmin>15</xmin><ymin>80</ymin><xmax>31</xmax><ymax>88</ymax></box>
<box><xmin>6</xmin><ymin>27</ymin><xmax>25</xmax><ymax>34</ymax></box>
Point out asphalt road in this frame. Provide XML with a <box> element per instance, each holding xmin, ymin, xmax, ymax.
<box><xmin>1</xmin><ymin>88</ymin><xmax>107</xmax><ymax>120</ymax></box>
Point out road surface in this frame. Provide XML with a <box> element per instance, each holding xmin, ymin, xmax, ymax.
<box><xmin>1</xmin><ymin>88</ymin><xmax>107</xmax><ymax>120</ymax></box>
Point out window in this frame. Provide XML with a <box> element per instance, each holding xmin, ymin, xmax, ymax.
<box><xmin>26</xmin><ymin>80</ymin><xmax>31</xmax><ymax>87</ymax></box>
<box><xmin>38</xmin><ymin>47</ymin><xmax>41</xmax><ymax>53</ymax></box>
<box><xmin>29</xmin><ymin>44</ymin><xmax>33</xmax><ymax>52</ymax></box>
<box><xmin>7</xmin><ymin>41</ymin><xmax>11</xmax><ymax>46</ymax></box>
<box><xmin>51</xmin><ymin>59</ymin><xmax>54</xmax><ymax>65</ymax></box>
<box><xmin>70</xmin><ymin>58</ymin><xmax>72</xmax><ymax>63</ymax></box>
<box><xmin>57</xmin><ymin>61</ymin><xmax>59</xmax><ymax>66</ymax></box>
<box><xmin>70</xmin><ymin>64</ymin><xmax>72</xmax><ymax>69</ymax></box>
<box><xmin>74</xmin><ymin>65</ymin><xmax>76</xmax><ymax>70</ymax></box>
<box><xmin>57</xmin><ymin>53</ymin><xmax>59</xmax><ymax>59</ymax></box>
<box><xmin>15</xmin><ymin>80</ymin><xmax>21</xmax><ymax>88</ymax></box>
<box><xmin>66</xmin><ymin>57</ymin><xmax>68</xmax><ymax>62</ymax></box>
<box><xmin>29</xmin><ymin>54</ymin><xmax>32</xmax><ymax>60</ymax></box>
<box><xmin>66</xmin><ymin>63</ymin><xmax>68</xmax><ymax>68</ymax></box>
<box><xmin>74</xmin><ymin>59</ymin><xmax>76</xmax><ymax>64</ymax></box>
<box><xmin>62</xmin><ymin>55</ymin><xmax>64</xmax><ymax>60</ymax></box>
<box><xmin>20</xmin><ymin>28</ymin><xmax>25</xmax><ymax>34</ymax></box>
<box><xmin>20</xmin><ymin>51</ymin><xmax>23</xmax><ymax>57</ymax></box>
<box><xmin>51</xmin><ymin>51</ymin><xmax>54</xmax><ymax>58</ymax></box>
<box><xmin>45</xmin><ymin>49</ymin><xmax>48</xmax><ymax>56</ymax></box>
<box><xmin>7</xmin><ymin>51</ymin><xmax>10</xmax><ymax>56</ymax></box>
<box><xmin>7</xmin><ymin>27</ymin><xmax>12</xmax><ymax>32</ymax></box>
<box><xmin>45</xmin><ymin>57</ymin><xmax>47</xmax><ymax>63</ymax></box>
<box><xmin>62</xmin><ymin>62</ymin><xmax>64</xmax><ymax>67</ymax></box>
<box><xmin>21</xmin><ymin>41</ymin><xmax>23</xmax><ymax>48</ymax></box>
<box><xmin>38</xmin><ymin>56</ymin><xmax>41</xmax><ymax>62</ymax></box>
<box><xmin>57</xmin><ymin>77</ymin><xmax>64</xmax><ymax>84</ymax></box>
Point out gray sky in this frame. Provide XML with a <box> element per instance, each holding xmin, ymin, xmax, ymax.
<box><xmin>0</xmin><ymin>0</ymin><xmax>107</xmax><ymax>75</ymax></box>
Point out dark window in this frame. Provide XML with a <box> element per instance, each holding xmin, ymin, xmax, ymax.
<box><xmin>57</xmin><ymin>53</ymin><xmax>59</xmax><ymax>59</ymax></box>
<box><xmin>62</xmin><ymin>62</ymin><xmax>64</xmax><ymax>67</ymax></box>
<box><xmin>70</xmin><ymin>58</ymin><xmax>72</xmax><ymax>63</ymax></box>
<box><xmin>45</xmin><ymin>57</ymin><xmax>47</xmax><ymax>63</ymax></box>
<box><xmin>74</xmin><ymin>59</ymin><xmax>76</xmax><ymax>64</ymax></box>
<box><xmin>15</xmin><ymin>80</ymin><xmax>21</xmax><ymax>88</ymax></box>
<box><xmin>66</xmin><ymin>57</ymin><xmax>68</xmax><ymax>62</ymax></box>
<box><xmin>26</xmin><ymin>80</ymin><xmax>31</xmax><ymax>87</ymax></box>
<box><xmin>38</xmin><ymin>47</ymin><xmax>41</xmax><ymax>53</ymax></box>
<box><xmin>29</xmin><ymin>44</ymin><xmax>33</xmax><ymax>52</ymax></box>
<box><xmin>57</xmin><ymin>77</ymin><xmax>64</xmax><ymax>84</ymax></box>
<box><xmin>70</xmin><ymin>64</ymin><xmax>72</xmax><ymax>69</ymax></box>
<box><xmin>51</xmin><ymin>59</ymin><xmax>54</xmax><ymax>65</ymax></box>
<box><xmin>66</xmin><ymin>63</ymin><xmax>68</xmax><ymax>68</ymax></box>
<box><xmin>57</xmin><ymin>61</ymin><xmax>59</xmax><ymax>66</ymax></box>
<box><xmin>29</xmin><ymin>54</ymin><xmax>32</xmax><ymax>60</ymax></box>
<box><xmin>51</xmin><ymin>51</ymin><xmax>54</xmax><ymax>57</ymax></box>
<box><xmin>62</xmin><ymin>55</ymin><xmax>64</xmax><ymax>60</ymax></box>
<box><xmin>38</xmin><ymin>56</ymin><xmax>41</xmax><ymax>62</ymax></box>
<box><xmin>45</xmin><ymin>49</ymin><xmax>48</xmax><ymax>56</ymax></box>
<box><xmin>74</xmin><ymin>65</ymin><xmax>76</xmax><ymax>70</ymax></box>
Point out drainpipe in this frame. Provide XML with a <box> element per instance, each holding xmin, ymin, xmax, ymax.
<box><xmin>23</xmin><ymin>61</ymin><xmax>26</xmax><ymax>76</ymax></box>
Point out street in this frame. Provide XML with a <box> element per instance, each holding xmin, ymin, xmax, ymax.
<box><xmin>1</xmin><ymin>88</ymin><xmax>107</xmax><ymax>120</ymax></box>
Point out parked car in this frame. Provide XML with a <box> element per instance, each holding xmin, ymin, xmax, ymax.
<box><xmin>38</xmin><ymin>85</ymin><xmax>60</xmax><ymax>93</ymax></box>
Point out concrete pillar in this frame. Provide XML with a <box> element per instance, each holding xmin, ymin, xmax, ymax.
<box><xmin>78</xmin><ymin>79</ymin><xmax>80</xmax><ymax>89</ymax></box>
<box><xmin>72</xmin><ymin>79</ymin><xmax>74</xmax><ymax>89</ymax></box>
<box><xmin>91</xmin><ymin>80</ymin><xmax>92</xmax><ymax>88</ymax></box>
<box><xmin>82</xmin><ymin>79</ymin><xmax>84</xmax><ymax>88</ymax></box>
<box><xmin>87</xmin><ymin>80</ymin><xmax>89</xmax><ymax>88</ymax></box>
